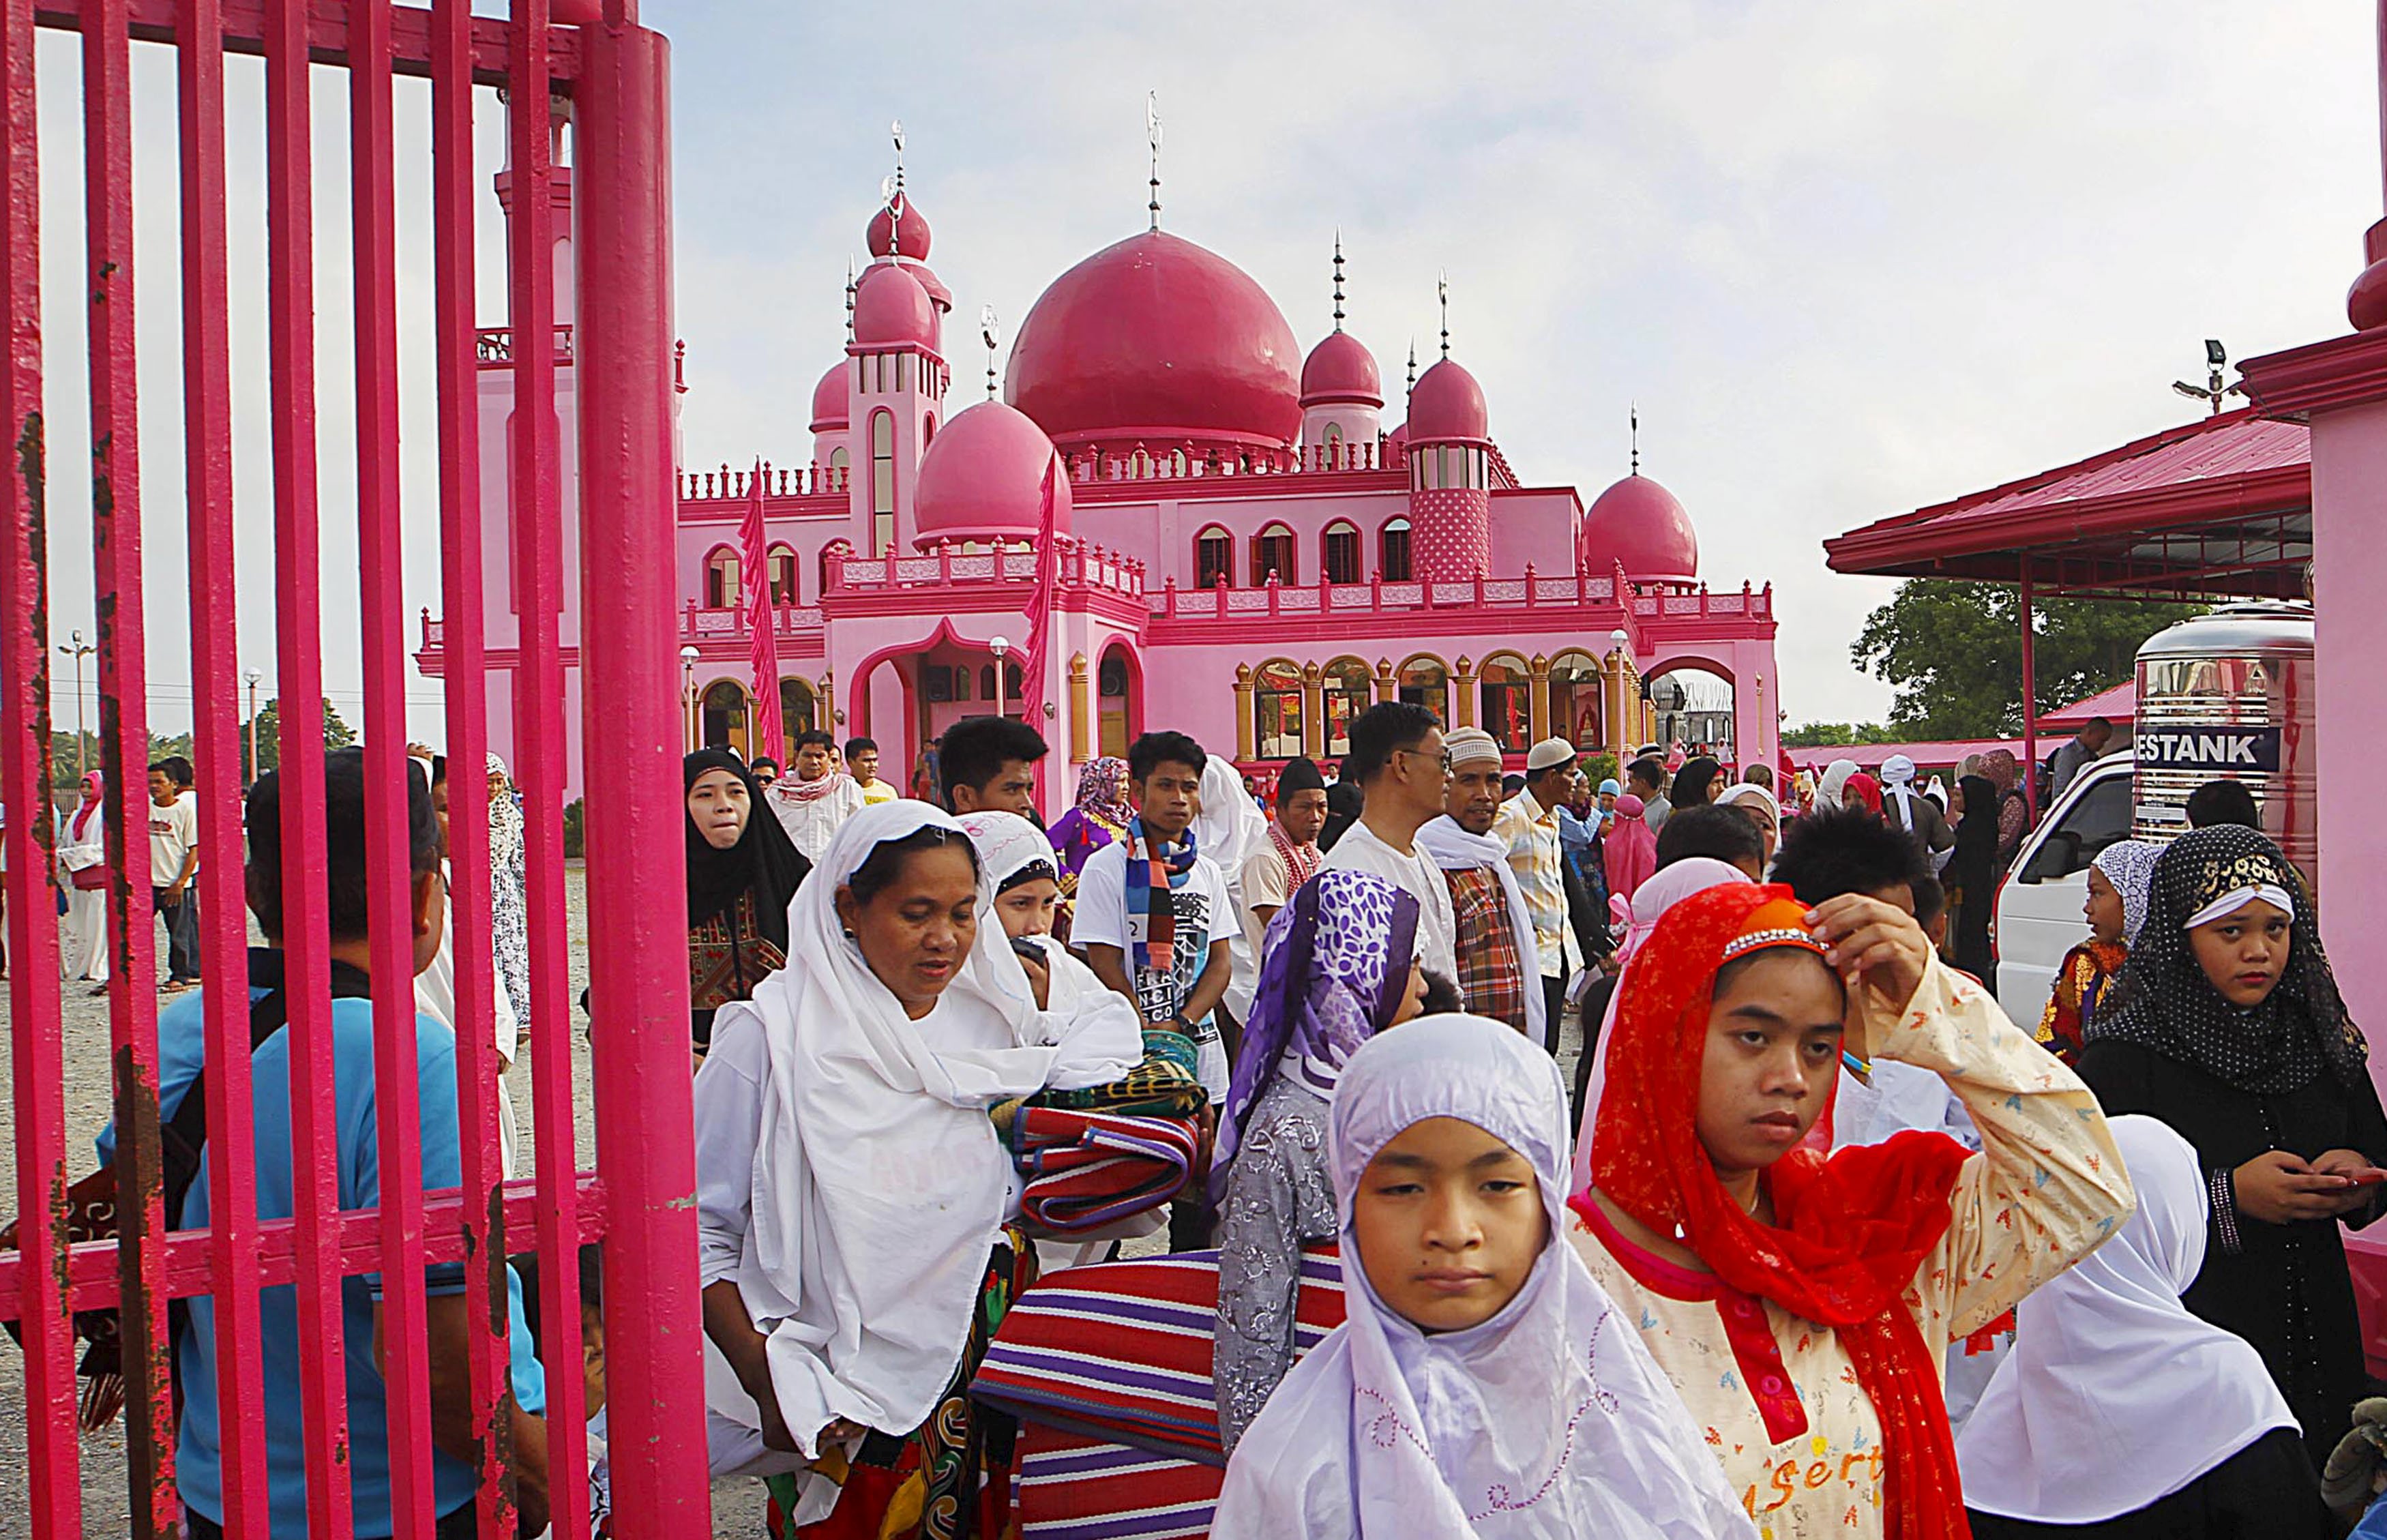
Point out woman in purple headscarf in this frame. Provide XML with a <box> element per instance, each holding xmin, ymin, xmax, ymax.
<box><xmin>1208</xmin><ymin>869</ymin><xmax>1425</xmax><ymax>1456</ymax></box>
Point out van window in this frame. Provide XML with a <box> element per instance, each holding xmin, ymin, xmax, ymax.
<box><xmin>2019</xmin><ymin>773</ymin><xmax>2132</xmax><ymax>884</ymax></box>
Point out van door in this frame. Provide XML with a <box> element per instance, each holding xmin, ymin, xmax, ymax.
<box><xmin>1995</xmin><ymin>767</ymin><xmax>2133</xmax><ymax>1024</ymax></box>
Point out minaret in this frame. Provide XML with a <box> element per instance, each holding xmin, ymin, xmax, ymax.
<box><xmin>1404</xmin><ymin>280</ymin><xmax>1492</xmax><ymax>582</ymax></box>
<box><xmin>1299</xmin><ymin>234</ymin><xmax>1384</xmax><ymax>454</ymax></box>
<box><xmin>848</xmin><ymin>180</ymin><xmax>947</xmax><ymax>557</ymax></box>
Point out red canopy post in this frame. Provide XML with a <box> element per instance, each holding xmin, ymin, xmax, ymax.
<box><xmin>2020</xmin><ymin>557</ymin><xmax>2040</xmax><ymax>809</ymax></box>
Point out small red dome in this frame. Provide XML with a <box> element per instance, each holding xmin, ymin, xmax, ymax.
<box><xmin>913</xmin><ymin>400</ymin><xmax>1073</xmax><ymax>548</ymax></box>
<box><xmin>1406</xmin><ymin>357</ymin><xmax>1488</xmax><ymax>443</ymax></box>
<box><xmin>810</xmin><ymin>362</ymin><xmax>848</xmax><ymax>432</ymax></box>
<box><xmin>853</xmin><ymin>263</ymin><xmax>936</xmax><ymax>351</ymax></box>
<box><xmin>867</xmin><ymin>197</ymin><xmax>930</xmax><ymax>262</ymax></box>
<box><xmin>1583</xmin><ymin>473</ymin><xmax>1700</xmax><ymax>584</ymax></box>
<box><xmin>1300</xmin><ymin>331</ymin><xmax>1382</xmax><ymax>408</ymax></box>
<box><xmin>1007</xmin><ymin>230</ymin><xmax>1301</xmax><ymax>453</ymax></box>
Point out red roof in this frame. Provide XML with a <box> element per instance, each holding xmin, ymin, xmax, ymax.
<box><xmin>1826</xmin><ymin>407</ymin><xmax>2310</xmax><ymax>599</ymax></box>
<box><xmin>1786</xmin><ymin>739</ymin><xmax>2021</xmax><ymax>773</ymax></box>
<box><xmin>2042</xmin><ymin>679</ymin><xmax>2133</xmax><ymax>732</ymax></box>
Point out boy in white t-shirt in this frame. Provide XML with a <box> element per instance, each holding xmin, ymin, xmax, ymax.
<box><xmin>147</xmin><ymin>757</ymin><xmax>201</xmax><ymax>988</ymax></box>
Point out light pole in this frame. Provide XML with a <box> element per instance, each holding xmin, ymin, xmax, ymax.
<box><xmin>990</xmin><ymin>634</ymin><xmax>1011</xmax><ymax>720</ymax></box>
<box><xmin>59</xmin><ymin>629</ymin><xmax>95</xmax><ymax>778</ymax></box>
<box><xmin>1607</xmin><ymin>628</ymin><xmax>1631</xmax><ymax>760</ymax></box>
<box><xmin>243</xmin><ymin>667</ymin><xmax>263</xmax><ymax>783</ymax></box>
<box><xmin>679</xmin><ymin>646</ymin><xmax>701</xmax><ymax>752</ymax></box>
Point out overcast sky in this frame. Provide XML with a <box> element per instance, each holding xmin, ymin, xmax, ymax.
<box><xmin>27</xmin><ymin>1</ymin><xmax>2382</xmax><ymax>744</ymax></box>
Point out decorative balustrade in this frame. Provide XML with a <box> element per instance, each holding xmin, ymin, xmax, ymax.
<box><xmin>825</xmin><ymin>535</ymin><xmax>1145</xmax><ymax>601</ymax></box>
<box><xmin>1144</xmin><ymin>564</ymin><xmax>1773</xmax><ymax>626</ymax></box>
<box><xmin>475</xmin><ymin>324</ymin><xmax>574</xmax><ymax>367</ymax></box>
<box><xmin>679</xmin><ymin>460</ymin><xmax>852</xmax><ymax>501</ymax></box>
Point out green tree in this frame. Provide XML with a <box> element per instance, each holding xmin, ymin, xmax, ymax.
<box><xmin>1781</xmin><ymin>722</ymin><xmax>1903</xmax><ymax>749</ymax></box>
<box><xmin>237</xmin><ymin>697</ymin><xmax>357</xmax><ymax>779</ymax></box>
<box><xmin>1852</xmin><ymin>581</ymin><xmax>2201</xmax><ymax>740</ymax></box>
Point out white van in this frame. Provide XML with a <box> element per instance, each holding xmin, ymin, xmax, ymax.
<box><xmin>1993</xmin><ymin>751</ymin><xmax>2135</xmax><ymax>1024</ymax></box>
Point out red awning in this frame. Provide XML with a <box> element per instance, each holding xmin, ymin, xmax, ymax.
<box><xmin>1825</xmin><ymin>408</ymin><xmax>2311</xmax><ymax>601</ymax></box>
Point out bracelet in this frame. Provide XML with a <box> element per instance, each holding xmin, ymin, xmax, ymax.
<box><xmin>2208</xmin><ymin>1167</ymin><xmax>2244</xmax><ymax>1255</ymax></box>
<box><xmin>1841</xmin><ymin>1050</ymin><xmax>1871</xmax><ymax>1079</ymax></box>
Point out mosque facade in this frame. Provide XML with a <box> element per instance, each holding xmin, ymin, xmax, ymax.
<box><xmin>421</xmin><ymin>153</ymin><xmax>1780</xmax><ymax>815</ymax></box>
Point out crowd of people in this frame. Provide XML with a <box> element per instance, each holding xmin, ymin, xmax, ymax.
<box><xmin>21</xmin><ymin>698</ymin><xmax>2387</xmax><ymax>1540</ymax></box>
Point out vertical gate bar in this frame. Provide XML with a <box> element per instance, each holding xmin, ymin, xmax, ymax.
<box><xmin>0</xmin><ymin>0</ymin><xmax>78</xmax><ymax>1530</ymax></box>
<box><xmin>175</xmin><ymin>0</ymin><xmax>271</xmax><ymax>1527</ymax></box>
<box><xmin>428</xmin><ymin>0</ymin><xmax>517</xmax><ymax>1530</ymax></box>
<box><xmin>349</xmin><ymin>0</ymin><xmax>439</xmax><ymax>1533</ymax></box>
<box><xmin>263</xmin><ymin>0</ymin><xmax>356</xmax><ymax>1530</ymax></box>
<box><xmin>575</xmin><ymin>10</ymin><xmax>712</xmax><ymax>1530</ymax></box>
<box><xmin>80</xmin><ymin>0</ymin><xmax>179</xmax><ymax>1525</ymax></box>
<box><xmin>507</xmin><ymin>6</ymin><xmax>591</xmax><ymax>1532</ymax></box>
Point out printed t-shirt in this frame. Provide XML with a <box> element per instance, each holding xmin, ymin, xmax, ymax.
<box><xmin>1320</xmin><ymin>820</ymin><xmax>1457</xmax><ymax>982</ymax></box>
<box><xmin>1073</xmin><ymin>838</ymin><xmax>1232</xmax><ymax>1096</ymax></box>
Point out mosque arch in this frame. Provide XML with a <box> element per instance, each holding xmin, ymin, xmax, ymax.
<box><xmin>1378</xmin><ymin>517</ymin><xmax>1413</xmax><ymax>582</ymax></box>
<box><xmin>766</xmin><ymin>543</ymin><xmax>799</xmax><ymax>604</ymax></box>
<box><xmin>1396</xmin><ymin>653</ymin><xmax>1449</xmax><ymax>719</ymax></box>
<box><xmin>1252</xmin><ymin>522</ymin><xmax>1296</xmax><ymax>587</ymax></box>
<box><xmin>1322</xmin><ymin>520</ymin><xmax>1362</xmax><ymax>586</ymax></box>
<box><xmin>1196</xmin><ymin>524</ymin><xmax>1235</xmax><ymax>589</ymax></box>
<box><xmin>1098</xmin><ymin>642</ymin><xmax>1142</xmax><ymax>759</ymax></box>
<box><xmin>1322</xmin><ymin>655</ymin><xmax>1373</xmax><ymax>755</ymax></box>
<box><xmin>1548</xmin><ymin>649</ymin><xmax>1605</xmax><ymax>755</ymax></box>
<box><xmin>1478</xmin><ymin>652</ymin><xmax>1532</xmax><ymax>752</ymax></box>
<box><xmin>702</xmin><ymin>545</ymin><xmax>739</xmax><ymax>609</ymax></box>
<box><xmin>780</xmin><ymin>677</ymin><xmax>816</xmax><ymax>735</ymax></box>
<box><xmin>701</xmin><ymin>679</ymin><xmax>750</xmax><ymax>756</ymax></box>
<box><xmin>1252</xmin><ymin>658</ymin><xmax>1305</xmax><ymax>760</ymax></box>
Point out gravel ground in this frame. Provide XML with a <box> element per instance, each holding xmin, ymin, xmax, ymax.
<box><xmin>0</xmin><ymin>870</ymin><xmax>1591</xmax><ymax>1536</ymax></box>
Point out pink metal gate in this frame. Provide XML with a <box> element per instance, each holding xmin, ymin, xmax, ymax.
<box><xmin>0</xmin><ymin>1</ymin><xmax>707</xmax><ymax>1535</ymax></box>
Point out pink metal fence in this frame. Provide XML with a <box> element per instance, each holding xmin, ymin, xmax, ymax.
<box><xmin>0</xmin><ymin>2</ymin><xmax>707</xmax><ymax>1535</ymax></box>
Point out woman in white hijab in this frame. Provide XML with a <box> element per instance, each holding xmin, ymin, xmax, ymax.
<box><xmin>1959</xmin><ymin>1115</ymin><xmax>2328</xmax><ymax>1538</ymax></box>
<box><xmin>1196</xmin><ymin>752</ymin><xmax>1273</xmax><ymax>1031</ymax></box>
<box><xmin>1816</xmin><ymin>757</ymin><xmax>1859</xmax><ymax>811</ymax></box>
<box><xmin>692</xmin><ymin>800</ymin><xmax>1140</xmax><ymax>1530</ymax></box>
<box><xmin>1213</xmin><ymin>1013</ymin><xmax>1753</xmax><ymax>1539</ymax></box>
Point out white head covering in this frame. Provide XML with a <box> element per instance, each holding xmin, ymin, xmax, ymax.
<box><xmin>1958</xmin><ymin>1115</ymin><xmax>2296</xmax><ymax>1524</ymax></box>
<box><xmin>1196</xmin><ymin>752</ymin><xmax>1273</xmax><ymax>1020</ymax></box>
<box><xmin>1818</xmin><ymin>758</ymin><xmax>1858</xmax><ymax>807</ymax></box>
<box><xmin>1213</xmin><ymin>1014</ymin><xmax>1755</xmax><ymax>1540</ymax></box>
<box><xmin>707</xmin><ymin>800</ymin><xmax>1137</xmax><ymax>1481</ymax></box>
<box><xmin>953</xmin><ymin>808</ymin><xmax>1059</xmax><ymax>891</ymax></box>
<box><xmin>1879</xmin><ymin>753</ymin><xmax>1931</xmax><ymax>833</ymax></box>
<box><xmin>1414</xmin><ymin>815</ymin><xmax>1545</xmax><ymax>1042</ymax></box>
<box><xmin>955</xmin><ymin>810</ymin><xmax>1127</xmax><ymax>1018</ymax></box>
<box><xmin>1572</xmin><ymin>858</ymin><xmax>1755</xmax><ymax>1194</ymax></box>
<box><xmin>1715</xmin><ymin>782</ymin><xmax>1779</xmax><ymax>823</ymax></box>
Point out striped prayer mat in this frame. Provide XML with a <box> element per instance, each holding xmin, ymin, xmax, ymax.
<box><xmin>1012</xmin><ymin>1108</ymin><xmax>1202</xmax><ymax>1235</ymax></box>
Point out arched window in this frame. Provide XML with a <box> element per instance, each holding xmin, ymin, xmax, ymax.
<box><xmin>1380</xmin><ymin>518</ymin><xmax>1412</xmax><ymax>582</ymax></box>
<box><xmin>1323</xmin><ymin>657</ymin><xmax>1372</xmax><ymax>755</ymax></box>
<box><xmin>922</xmin><ymin>414</ymin><xmax>936</xmax><ymax>448</ymax></box>
<box><xmin>1397</xmin><ymin>655</ymin><xmax>1448</xmax><ymax>720</ymax></box>
<box><xmin>1254</xmin><ymin>660</ymin><xmax>1305</xmax><ymax>760</ymax></box>
<box><xmin>870</xmin><ymin>409</ymin><xmax>896</xmax><ymax>555</ymax></box>
<box><xmin>1253</xmin><ymin>522</ymin><xmax>1296</xmax><ymax>587</ymax></box>
<box><xmin>780</xmin><ymin>677</ymin><xmax>815</xmax><ymax>735</ymax></box>
<box><xmin>767</xmin><ymin>544</ymin><xmax>798</xmax><ymax>604</ymax></box>
<box><xmin>1479</xmin><ymin>653</ymin><xmax>1531</xmax><ymax>752</ymax></box>
<box><xmin>1099</xmin><ymin>647</ymin><xmax>1136</xmax><ymax>759</ymax></box>
<box><xmin>704</xmin><ymin>546</ymin><xmax>740</xmax><ymax>609</ymax></box>
<box><xmin>829</xmin><ymin>445</ymin><xmax>850</xmax><ymax>479</ymax></box>
<box><xmin>1322</xmin><ymin>422</ymin><xmax>1344</xmax><ymax>451</ymax></box>
<box><xmin>701</xmin><ymin>679</ymin><xmax>749</xmax><ymax>756</ymax></box>
<box><xmin>1548</xmin><ymin>650</ymin><xmax>1603</xmax><ymax>756</ymax></box>
<box><xmin>1196</xmin><ymin>526</ymin><xmax>1234</xmax><ymax>590</ymax></box>
<box><xmin>1322</xmin><ymin>520</ymin><xmax>1361</xmax><ymax>587</ymax></box>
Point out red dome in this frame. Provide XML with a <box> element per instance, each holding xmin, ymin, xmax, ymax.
<box><xmin>853</xmin><ymin>263</ymin><xmax>936</xmax><ymax>351</ymax></box>
<box><xmin>913</xmin><ymin>400</ymin><xmax>1073</xmax><ymax>548</ymax></box>
<box><xmin>910</xmin><ymin>263</ymin><xmax>953</xmax><ymax>312</ymax></box>
<box><xmin>1406</xmin><ymin>357</ymin><xmax>1487</xmax><ymax>443</ymax></box>
<box><xmin>810</xmin><ymin>362</ymin><xmax>848</xmax><ymax>432</ymax></box>
<box><xmin>867</xmin><ymin>197</ymin><xmax>931</xmax><ymax>262</ymax></box>
<box><xmin>1583</xmin><ymin>473</ymin><xmax>1700</xmax><ymax>584</ymax></box>
<box><xmin>1005</xmin><ymin>230</ymin><xmax>1301</xmax><ymax>452</ymax></box>
<box><xmin>1300</xmin><ymin>330</ymin><xmax>1382</xmax><ymax>408</ymax></box>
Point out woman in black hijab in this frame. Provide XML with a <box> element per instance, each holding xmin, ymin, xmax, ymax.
<box><xmin>2079</xmin><ymin>825</ymin><xmax>2387</xmax><ymax>1467</ymax></box>
<box><xmin>1670</xmin><ymin>755</ymin><xmax>1723</xmax><ymax>809</ymax></box>
<box><xmin>1948</xmin><ymin>773</ymin><xmax>1999</xmax><ymax>988</ymax></box>
<box><xmin>685</xmin><ymin>748</ymin><xmax>810</xmax><ymax>1056</ymax></box>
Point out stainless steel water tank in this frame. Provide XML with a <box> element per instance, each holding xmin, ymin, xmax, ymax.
<box><xmin>2133</xmin><ymin>600</ymin><xmax>2315</xmax><ymax>870</ymax></box>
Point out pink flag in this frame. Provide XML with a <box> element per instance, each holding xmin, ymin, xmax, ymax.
<box><xmin>1017</xmin><ymin>457</ymin><xmax>1060</xmax><ymax>725</ymax></box>
<box><xmin>741</xmin><ymin>460</ymin><xmax>785</xmax><ymax>764</ymax></box>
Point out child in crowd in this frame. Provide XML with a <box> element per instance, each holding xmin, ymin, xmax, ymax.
<box><xmin>1214</xmin><ymin>1013</ymin><xmax>1751</xmax><ymax>1538</ymax></box>
<box><xmin>2036</xmin><ymin>840</ymin><xmax>2156</xmax><ymax>1063</ymax></box>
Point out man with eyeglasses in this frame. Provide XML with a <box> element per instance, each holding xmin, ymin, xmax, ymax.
<box><xmin>1322</xmin><ymin>700</ymin><xmax>1457</xmax><ymax>981</ymax></box>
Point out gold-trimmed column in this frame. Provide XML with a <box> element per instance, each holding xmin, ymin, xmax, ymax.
<box><xmin>1451</xmin><ymin>655</ymin><xmax>1477</xmax><ymax>729</ymax></box>
<box><xmin>1301</xmin><ymin>661</ymin><xmax>1326</xmax><ymax>758</ymax></box>
<box><xmin>1233</xmin><ymin>662</ymin><xmax>1256</xmax><ymax>761</ymax></box>
<box><xmin>1069</xmin><ymin>651</ymin><xmax>1091</xmax><ymax>762</ymax></box>
<box><xmin>1374</xmin><ymin>657</ymin><xmax>1396</xmax><ymax>704</ymax></box>
<box><xmin>1528</xmin><ymin>653</ymin><xmax>1551</xmax><ymax>745</ymax></box>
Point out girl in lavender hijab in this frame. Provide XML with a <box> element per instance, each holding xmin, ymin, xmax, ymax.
<box><xmin>1211</xmin><ymin>870</ymin><xmax>1427</xmax><ymax>1454</ymax></box>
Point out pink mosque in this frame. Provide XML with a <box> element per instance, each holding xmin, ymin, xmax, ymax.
<box><xmin>421</xmin><ymin>139</ymin><xmax>1781</xmax><ymax>817</ymax></box>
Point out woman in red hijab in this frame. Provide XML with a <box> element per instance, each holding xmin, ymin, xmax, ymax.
<box><xmin>1567</xmin><ymin>883</ymin><xmax>2133</xmax><ymax>1539</ymax></box>
<box><xmin>1843</xmin><ymin>771</ymin><xmax>1886</xmax><ymax>817</ymax></box>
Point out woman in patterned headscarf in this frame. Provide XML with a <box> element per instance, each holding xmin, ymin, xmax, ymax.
<box><xmin>2036</xmin><ymin>839</ymin><xmax>2157</xmax><ymax>1062</ymax></box>
<box><xmin>485</xmin><ymin>753</ymin><xmax>532</xmax><ymax>1034</ymax></box>
<box><xmin>2081</xmin><ymin>825</ymin><xmax>2387</xmax><ymax>1468</ymax></box>
<box><xmin>1981</xmin><ymin>750</ymin><xmax>2033</xmax><ymax>881</ymax></box>
<box><xmin>1046</xmin><ymin>755</ymin><xmax>1133</xmax><ymax>902</ymax></box>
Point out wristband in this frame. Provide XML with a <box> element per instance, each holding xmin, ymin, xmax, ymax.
<box><xmin>1841</xmin><ymin>1050</ymin><xmax>1871</xmax><ymax>1080</ymax></box>
<box><xmin>2208</xmin><ymin>1167</ymin><xmax>2244</xmax><ymax>1255</ymax></box>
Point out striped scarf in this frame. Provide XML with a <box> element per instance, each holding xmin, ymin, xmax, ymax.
<box><xmin>1269</xmin><ymin>817</ymin><xmax>1322</xmax><ymax>894</ymax></box>
<box><xmin>1123</xmin><ymin>815</ymin><xmax>1198</xmax><ymax>973</ymax></box>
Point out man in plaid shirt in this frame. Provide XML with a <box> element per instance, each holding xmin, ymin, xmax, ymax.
<box><xmin>1416</xmin><ymin>728</ymin><xmax>1543</xmax><ymax>1040</ymax></box>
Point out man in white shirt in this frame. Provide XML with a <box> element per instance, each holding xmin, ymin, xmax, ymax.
<box><xmin>763</xmin><ymin>729</ymin><xmax>865</xmax><ymax>862</ymax></box>
<box><xmin>1495</xmin><ymin>737</ymin><xmax>1578</xmax><ymax>1052</ymax></box>
<box><xmin>1321</xmin><ymin>701</ymin><xmax>1457</xmax><ymax>981</ymax></box>
<box><xmin>147</xmin><ymin>757</ymin><xmax>201</xmax><ymax>988</ymax></box>
<box><xmin>1239</xmin><ymin>756</ymin><xmax>1328</xmax><ymax>967</ymax></box>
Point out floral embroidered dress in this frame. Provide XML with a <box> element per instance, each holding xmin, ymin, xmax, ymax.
<box><xmin>2035</xmin><ymin>938</ymin><xmax>2127</xmax><ymax>1064</ymax></box>
<box><xmin>1570</xmin><ymin>890</ymin><xmax>2131</xmax><ymax>1540</ymax></box>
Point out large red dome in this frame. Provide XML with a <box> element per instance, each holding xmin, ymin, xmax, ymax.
<box><xmin>1583</xmin><ymin>473</ymin><xmax>1700</xmax><ymax>584</ymax></box>
<box><xmin>914</xmin><ymin>400</ymin><xmax>1072</xmax><ymax>548</ymax></box>
<box><xmin>1005</xmin><ymin>230</ymin><xmax>1301</xmax><ymax>454</ymax></box>
<box><xmin>1300</xmin><ymin>330</ymin><xmax>1382</xmax><ymax>408</ymax></box>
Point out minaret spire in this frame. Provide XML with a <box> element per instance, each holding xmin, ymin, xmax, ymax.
<box><xmin>981</xmin><ymin>305</ymin><xmax>1001</xmax><ymax>402</ymax></box>
<box><xmin>1146</xmin><ymin>92</ymin><xmax>1163</xmax><ymax>231</ymax></box>
<box><xmin>844</xmin><ymin>256</ymin><xmax>857</xmax><ymax>342</ymax></box>
<box><xmin>1436</xmin><ymin>271</ymin><xmax>1449</xmax><ymax>359</ymax></box>
<box><xmin>1331</xmin><ymin>231</ymin><xmax>1346</xmax><ymax>333</ymax></box>
<box><xmin>1406</xmin><ymin>339</ymin><xmax>1417</xmax><ymax>397</ymax></box>
<box><xmin>1630</xmin><ymin>404</ymin><xmax>1640</xmax><ymax>475</ymax></box>
<box><xmin>891</xmin><ymin>119</ymin><xmax>906</xmax><ymax>194</ymax></box>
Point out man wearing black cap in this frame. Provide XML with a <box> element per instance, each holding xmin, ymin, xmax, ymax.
<box><xmin>1239</xmin><ymin>758</ymin><xmax>1329</xmax><ymax>965</ymax></box>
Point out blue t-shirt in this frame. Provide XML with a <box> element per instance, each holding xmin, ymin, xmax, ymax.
<box><xmin>130</xmin><ymin>981</ymin><xmax>547</xmax><ymax>1535</ymax></box>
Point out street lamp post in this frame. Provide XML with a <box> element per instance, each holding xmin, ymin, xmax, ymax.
<box><xmin>59</xmin><ymin>629</ymin><xmax>95</xmax><ymax>778</ymax></box>
<box><xmin>990</xmin><ymin>634</ymin><xmax>1011</xmax><ymax>720</ymax></box>
<box><xmin>243</xmin><ymin>667</ymin><xmax>263</xmax><ymax>784</ymax></box>
<box><xmin>679</xmin><ymin>646</ymin><xmax>701</xmax><ymax>752</ymax></box>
